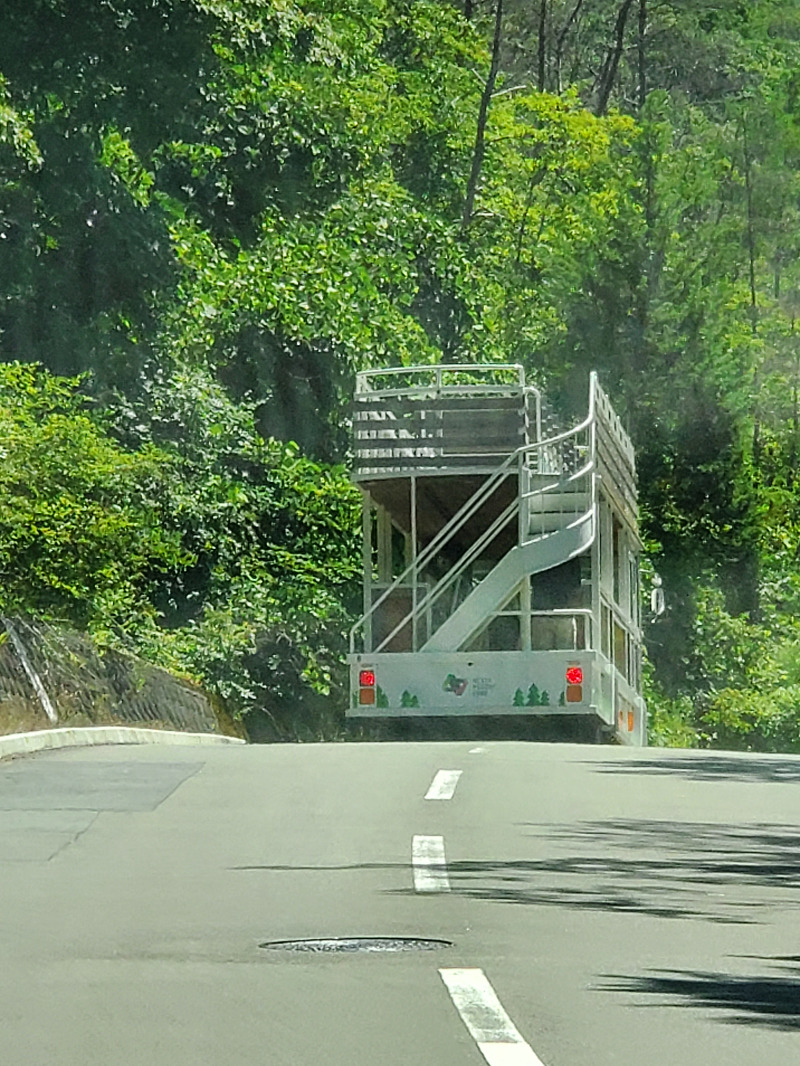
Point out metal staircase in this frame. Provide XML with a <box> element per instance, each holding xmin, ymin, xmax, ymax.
<box><xmin>350</xmin><ymin>381</ymin><xmax>600</xmax><ymax>656</ymax></box>
<box><xmin>423</xmin><ymin>504</ymin><xmax>593</xmax><ymax>653</ymax></box>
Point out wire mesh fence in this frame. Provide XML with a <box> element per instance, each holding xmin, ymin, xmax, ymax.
<box><xmin>0</xmin><ymin>617</ymin><xmax>228</xmax><ymax>736</ymax></box>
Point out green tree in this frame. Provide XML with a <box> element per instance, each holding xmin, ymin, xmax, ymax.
<box><xmin>0</xmin><ymin>364</ymin><xmax>184</xmax><ymax>630</ymax></box>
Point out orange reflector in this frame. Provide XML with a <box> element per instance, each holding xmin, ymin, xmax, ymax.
<box><xmin>565</xmin><ymin>666</ymin><xmax>583</xmax><ymax>685</ymax></box>
<box><xmin>359</xmin><ymin>687</ymin><xmax>376</xmax><ymax>705</ymax></box>
<box><xmin>628</xmin><ymin>710</ymin><xmax>635</xmax><ymax>732</ymax></box>
<box><xmin>566</xmin><ymin>684</ymin><xmax>583</xmax><ymax>703</ymax></box>
<box><xmin>359</xmin><ymin>670</ymin><xmax>376</xmax><ymax>687</ymax></box>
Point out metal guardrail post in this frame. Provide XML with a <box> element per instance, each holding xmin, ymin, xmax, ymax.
<box><xmin>2</xmin><ymin>618</ymin><xmax>58</xmax><ymax>724</ymax></box>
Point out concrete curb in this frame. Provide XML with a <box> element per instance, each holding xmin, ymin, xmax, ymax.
<box><xmin>0</xmin><ymin>725</ymin><xmax>246</xmax><ymax>761</ymax></box>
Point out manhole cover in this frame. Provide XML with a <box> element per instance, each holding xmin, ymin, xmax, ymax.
<box><xmin>259</xmin><ymin>937</ymin><xmax>452</xmax><ymax>954</ymax></box>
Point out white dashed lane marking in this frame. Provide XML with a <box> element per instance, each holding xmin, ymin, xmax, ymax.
<box><xmin>440</xmin><ymin>968</ymin><xmax>548</xmax><ymax>1066</ymax></box>
<box><xmin>424</xmin><ymin>769</ymin><xmax>462</xmax><ymax>800</ymax></box>
<box><xmin>412</xmin><ymin>834</ymin><xmax>451</xmax><ymax>893</ymax></box>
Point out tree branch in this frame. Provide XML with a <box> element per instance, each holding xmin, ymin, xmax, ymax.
<box><xmin>554</xmin><ymin>0</ymin><xmax>585</xmax><ymax>91</ymax></box>
<box><xmin>594</xmin><ymin>0</ymin><xmax>635</xmax><ymax>116</ymax></box>
<box><xmin>462</xmin><ymin>0</ymin><xmax>504</xmax><ymax>232</ymax></box>
<box><xmin>637</xmin><ymin>0</ymin><xmax>647</xmax><ymax>111</ymax></box>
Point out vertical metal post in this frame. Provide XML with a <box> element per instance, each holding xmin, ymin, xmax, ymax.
<box><xmin>3</xmin><ymin>619</ymin><xmax>58</xmax><ymax>724</ymax></box>
<box><xmin>590</xmin><ymin>476</ymin><xmax>601</xmax><ymax>654</ymax></box>
<box><xmin>517</xmin><ymin>451</ymin><xmax>526</xmax><ymax>547</ymax></box>
<box><xmin>362</xmin><ymin>490</ymin><xmax>373</xmax><ymax>652</ymax></box>
<box><xmin>589</xmin><ymin>381</ymin><xmax>602</xmax><ymax>719</ymax></box>
<box><xmin>520</xmin><ymin>576</ymin><xmax>531</xmax><ymax>652</ymax></box>
<box><xmin>376</xmin><ymin>506</ymin><xmax>391</xmax><ymax>583</ymax></box>
<box><xmin>589</xmin><ymin>386</ymin><xmax>599</xmax><ymax>654</ymax></box>
<box><xmin>520</xmin><ymin>381</ymin><xmax>533</xmax><ymax>651</ymax></box>
<box><xmin>411</xmin><ymin>475</ymin><xmax>418</xmax><ymax>651</ymax></box>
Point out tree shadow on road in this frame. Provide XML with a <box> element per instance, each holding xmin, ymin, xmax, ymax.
<box><xmin>536</xmin><ymin>819</ymin><xmax>800</xmax><ymax>890</ymax></box>
<box><xmin>585</xmin><ymin>753</ymin><xmax>800</xmax><ymax>784</ymax></box>
<box><xmin>235</xmin><ymin>819</ymin><xmax>799</xmax><ymax>924</ymax></box>
<box><xmin>601</xmin><ymin>956</ymin><xmax>800</xmax><ymax>1031</ymax></box>
<box><xmin>436</xmin><ymin>819</ymin><xmax>799</xmax><ymax>923</ymax></box>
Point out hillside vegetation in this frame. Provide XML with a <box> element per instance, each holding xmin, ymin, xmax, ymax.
<box><xmin>2</xmin><ymin>0</ymin><xmax>800</xmax><ymax>747</ymax></box>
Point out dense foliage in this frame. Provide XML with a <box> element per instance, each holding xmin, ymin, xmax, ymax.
<box><xmin>1</xmin><ymin>0</ymin><xmax>800</xmax><ymax>746</ymax></box>
<box><xmin>0</xmin><ymin>363</ymin><xmax>360</xmax><ymax>737</ymax></box>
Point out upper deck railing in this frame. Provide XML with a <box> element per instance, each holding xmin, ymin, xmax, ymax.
<box><xmin>352</xmin><ymin>363</ymin><xmax>540</xmax><ymax>479</ymax></box>
<box><xmin>592</xmin><ymin>380</ymin><xmax>637</xmax><ymax>530</ymax></box>
<box><xmin>355</xmin><ymin>363</ymin><xmax>528</xmax><ymax>394</ymax></box>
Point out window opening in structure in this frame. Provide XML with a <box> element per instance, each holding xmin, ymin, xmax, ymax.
<box><xmin>613</xmin><ymin>620</ymin><xmax>627</xmax><ymax>681</ymax></box>
<box><xmin>612</xmin><ymin>517</ymin><xmax>622</xmax><ymax>605</ymax></box>
<box><xmin>601</xmin><ymin>605</ymin><xmax>611</xmax><ymax>657</ymax></box>
<box><xmin>628</xmin><ymin>554</ymin><xmax>640</xmax><ymax>626</ymax></box>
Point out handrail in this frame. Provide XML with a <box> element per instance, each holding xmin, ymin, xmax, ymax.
<box><xmin>350</xmin><ymin>429</ymin><xmax>563</xmax><ymax>652</ymax></box>
<box><xmin>372</xmin><ymin>496</ymin><xmax>519</xmax><ymax>654</ymax></box>
<box><xmin>528</xmin><ymin>608</ymin><xmax>594</xmax><ymax>616</ymax></box>
<box><xmin>408</xmin><ymin>459</ymin><xmax>595</xmax><ymax>647</ymax></box>
<box><xmin>529</xmin><ymin>608</ymin><xmax>594</xmax><ymax>651</ymax></box>
<box><xmin>520</xmin><ymin>458</ymin><xmax>593</xmax><ymax>505</ymax></box>
<box><xmin>350</xmin><ymin>444</ymin><xmax>523</xmax><ymax>649</ymax></box>
<box><xmin>351</xmin><ymin>429</ymin><xmax>593</xmax><ymax>654</ymax></box>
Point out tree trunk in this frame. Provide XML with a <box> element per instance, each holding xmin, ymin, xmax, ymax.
<box><xmin>792</xmin><ymin>320</ymin><xmax>799</xmax><ymax>480</ymax></box>
<box><xmin>637</xmin><ymin>0</ymin><xmax>647</xmax><ymax>110</ymax></box>
<box><xmin>742</xmin><ymin>115</ymin><xmax>758</xmax><ymax>336</ymax></box>
<box><xmin>461</xmin><ymin>0</ymin><xmax>504</xmax><ymax>232</ymax></box>
<box><xmin>740</xmin><ymin>114</ymin><xmax>763</xmax><ymax>466</ymax></box>
<box><xmin>513</xmin><ymin>159</ymin><xmax>547</xmax><ymax>264</ymax></box>
<box><xmin>594</xmin><ymin>0</ymin><xmax>635</xmax><ymax>116</ymax></box>
<box><xmin>537</xmin><ymin>0</ymin><xmax>548</xmax><ymax>92</ymax></box>
<box><xmin>554</xmin><ymin>0</ymin><xmax>585</xmax><ymax>92</ymax></box>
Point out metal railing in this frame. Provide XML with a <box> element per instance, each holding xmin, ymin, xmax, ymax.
<box><xmin>352</xmin><ymin>364</ymin><xmax>541</xmax><ymax>478</ymax></box>
<box><xmin>395</xmin><ymin>452</ymin><xmax>595</xmax><ymax>655</ymax></box>
<box><xmin>351</xmin><ymin>454</ymin><xmax>521</xmax><ymax>654</ymax></box>
<box><xmin>355</xmin><ymin>363</ymin><xmax>528</xmax><ymax>395</ymax></box>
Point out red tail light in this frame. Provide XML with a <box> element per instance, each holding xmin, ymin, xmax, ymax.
<box><xmin>566</xmin><ymin>664</ymin><xmax>583</xmax><ymax>703</ymax></box>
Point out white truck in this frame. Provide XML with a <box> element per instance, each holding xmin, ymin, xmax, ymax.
<box><xmin>347</xmin><ymin>364</ymin><xmax>646</xmax><ymax>745</ymax></box>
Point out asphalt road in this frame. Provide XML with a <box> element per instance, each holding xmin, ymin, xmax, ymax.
<box><xmin>1</xmin><ymin>739</ymin><xmax>799</xmax><ymax>1065</ymax></box>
